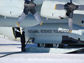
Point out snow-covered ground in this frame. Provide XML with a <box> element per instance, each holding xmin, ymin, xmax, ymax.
<box><xmin>0</xmin><ymin>37</ymin><xmax>84</xmax><ymax>63</ymax></box>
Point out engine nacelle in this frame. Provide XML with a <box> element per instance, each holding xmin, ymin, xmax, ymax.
<box><xmin>41</xmin><ymin>1</ymin><xmax>67</xmax><ymax>19</ymax></box>
<box><xmin>0</xmin><ymin>0</ymin><xmax>24</xmax><ymax>18</ymax></box>
<box><xmin>0</xmin><ymin>0</ymin><xmax>44</xmax><ymax>18</ymax></box>
<box><xmin>0</xmin><ymin>27</ymin><xmax>22</xmax><ymax>40</ymax></box>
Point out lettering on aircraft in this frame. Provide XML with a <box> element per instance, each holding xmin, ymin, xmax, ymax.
<box><xmin>28</xmin><ymin>30</ymin><xmax>69</xmax><ymax>33</ymax></box>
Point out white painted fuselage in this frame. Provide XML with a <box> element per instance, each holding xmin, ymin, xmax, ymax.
<box><xmin>0</xmin><ymin>0</ymin><xmax>84</xmax><ymax>41</ymax></box>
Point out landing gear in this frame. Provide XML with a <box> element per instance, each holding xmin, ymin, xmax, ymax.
<box><xmin>37</xmin><ymin>43</ymin><xmax>45</xmax><ymax>47</ymax></box>
<box><xmin>37</xmin><ymin>43</ymin><xmax>61</xmax><ymax>48</ymax></box>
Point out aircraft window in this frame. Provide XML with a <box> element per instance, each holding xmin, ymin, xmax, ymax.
<box><xmin>80</xmin><ymin>15</ymin><xmax>84</xmax><ymax>26</ymax></box>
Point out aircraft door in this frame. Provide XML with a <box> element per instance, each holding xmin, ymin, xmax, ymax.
<box><xmin>12</xmin><ymin>27</ymin><xmax>21</xmax><ymax>39</ymax></box>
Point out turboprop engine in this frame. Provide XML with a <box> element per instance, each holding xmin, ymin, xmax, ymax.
<box><xmin>41</xmin><ymin>1</ymin><xmax>67</xmax><ymax>19</ymax></box>
<box><xmin>0</xmin><ymin>0</ymin><xmax>43</xmax><ymax>18</ymax></box>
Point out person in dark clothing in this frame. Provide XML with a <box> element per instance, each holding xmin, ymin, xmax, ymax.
<box><xmin>21</xmin><ymin>31</ymin><xmax>26</xmax><ymax>52</ymax></box>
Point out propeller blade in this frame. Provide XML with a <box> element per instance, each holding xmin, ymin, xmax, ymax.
<box><xmin>55</xmin><ymin>4</ymin><xmax>64</xmax><ymax>10</ymax></box>
<box><xmin>68</xmin><ymin>18</ymin><xmax>73</xmax><ymax>33</ymax></box>
<box><xmin>68</xmin><ymin>12</ymin><xmax>73</xmax><ymax>33</ymax></box>
<box><xmin>34</xmin><ymin>12</ymin><xmax>43</xmax><ymax>25</ymax></box>
<box><xmin>77</xmin><ymin>5</ymin><xmax>84</xmax><ymax>10</ymax></box>
<box><xmin>17</xmin><ymin>6</ymin><xmax>29</xmax><ymax>26</ymax></box>
<box><xmin>17</xmin><ymin>13</ymin><xmax>27</xmax><ymax>25</ymax></box>
<box><xmin>70</xmin><ymin>0</ymin><xmax>72</xmax><ymax>3</ymax></box>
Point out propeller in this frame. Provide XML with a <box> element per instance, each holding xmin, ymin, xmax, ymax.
<box><xmin>17</xmin><ymin>0</ymin><xmax>43</xmax><ymax>26</ymax></box>
<box><xmin>70</xmin><ymin>0</ymin><xmax>72</xmax><ymax>3</ymax></box>
<box><xmin>55</xmin><ymin>0</ymin><xmax>84</xmax><ymax>33</ymax></box>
